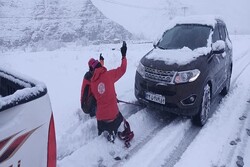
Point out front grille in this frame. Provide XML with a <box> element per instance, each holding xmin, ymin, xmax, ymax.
<box><xmin>145</xmin><ymin>66</ymin><xmax>176</xmax><ymax>84</ymax></box>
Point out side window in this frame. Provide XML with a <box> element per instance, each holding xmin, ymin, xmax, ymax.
<box><xmin>212</xmin><ymin>24</ymin><xmax>220</xmax><ymax>43</ymax></box>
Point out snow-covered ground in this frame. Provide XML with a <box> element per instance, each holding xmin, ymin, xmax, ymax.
<box><xmin>1</xmin><ymin>35</ymin><xmax>250</xmax><ymax>167</ymax></box>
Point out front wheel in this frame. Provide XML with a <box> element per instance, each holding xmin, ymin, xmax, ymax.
<box><xmin>192</xmin><ymin>84</ymin><xmax>211</xmax><ymax>126</ymax></box>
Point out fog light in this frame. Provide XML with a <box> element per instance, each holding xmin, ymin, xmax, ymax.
<box><xmin>181</xmin><ymin>95</ymin><xmax>197</xmax><ymax>105</ymax></box>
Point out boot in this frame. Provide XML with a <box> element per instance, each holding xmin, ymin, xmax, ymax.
<box><xmin>107</xmin><ymin>131</ymin><xmax>115</xmax><ymax>143</ymax></box>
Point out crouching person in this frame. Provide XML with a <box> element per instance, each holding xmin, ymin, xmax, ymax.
<box><xmin>90</xmin><ymin>42</ymin><xmax>134</xmax><ymax>145</ymax></box>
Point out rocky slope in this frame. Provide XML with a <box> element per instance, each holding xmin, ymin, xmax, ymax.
<box><xmin>0</xmin><ymin>0</ymin><xmax>133</xmax><ymax>51</ymax></box>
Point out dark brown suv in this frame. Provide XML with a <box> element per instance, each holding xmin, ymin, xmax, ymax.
<box><xmin>135</xmin><ymin>16</ymin><xmax>233</xmax><ymax>126</ymax></box>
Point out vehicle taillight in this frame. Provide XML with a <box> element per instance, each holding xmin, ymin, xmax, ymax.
<box><xmin>47</xmin><ymin>114</ymin><xmax>56</xmax><ymax>167</ymax></box>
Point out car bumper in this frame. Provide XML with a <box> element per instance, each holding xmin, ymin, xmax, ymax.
<box><xmin>134</xmin><ymin>72</ymin><xmax>203</xmax><ymax>116</ymax></box>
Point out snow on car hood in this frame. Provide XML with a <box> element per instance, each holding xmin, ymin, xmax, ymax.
<box><xmin>146</xmin><ymin>47</ymin><xmax>211</xmax><ymax>65</ymax></box>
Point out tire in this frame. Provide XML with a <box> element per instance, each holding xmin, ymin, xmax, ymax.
<box><xmin>220</xmin><ymin>67</ymin><xmax>232</xmax><ymax>96</ymax></box>
<box><xmin>192</xmin><ymin>84</ymin><xmax>211</xmax><ymax>126</ymax></box>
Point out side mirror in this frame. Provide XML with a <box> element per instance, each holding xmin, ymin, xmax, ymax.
<box><xmin>212</xmin><ymin>40</ymin><xmax>225</xmax><ymax>54</ymax></box>
<box><xmin>153</xmin><ymin>40</ymin><xmax>158</xmax><ymax>49</ymax></box>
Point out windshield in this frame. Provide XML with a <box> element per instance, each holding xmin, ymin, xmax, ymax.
<box><xmin>157</xmin><ymin>24</ymin><xmax>212</xmax><ymax>50</ymax></box>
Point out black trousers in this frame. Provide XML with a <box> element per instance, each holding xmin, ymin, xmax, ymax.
<box><xmin>97</xmin><ymin>112</ymin><xmax>124</xmax><ymax>136</ymax></box>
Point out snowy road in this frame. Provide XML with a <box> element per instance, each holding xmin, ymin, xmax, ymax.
<box><xmin>1</xmin><ymin>35</ymin><xmax>250</xmax><ymax>167</ymax></box>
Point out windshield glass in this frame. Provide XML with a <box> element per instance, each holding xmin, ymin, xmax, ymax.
<box><xmin>157</xmin><ymin>24</ymin><xmax>212</xmax><ymax>50</ymax></box>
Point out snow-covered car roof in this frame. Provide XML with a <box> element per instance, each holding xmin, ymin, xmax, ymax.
<box><xmin>166</xmin><ymin>15</ymin><xmax>224</xmax><ymax>30</ymax></box>
<box><xmin>154</xmin><ymin>15</ymin><xmax>224</xmax><ymax>46</ymax></box>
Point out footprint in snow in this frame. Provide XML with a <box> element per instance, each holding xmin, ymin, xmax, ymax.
<box><xmin>230</xmin><ymin>141</ymin><xmax>237</xmax><ymax>145</ymax></box>
<box><xmin>246</xmin><ymin>129</ymin><xmax>250</xmax><ymax>136</ymax></box>
<box><xmin>109</xmin><ymin>150</ymin><xmax>115</xmax><ymax>156</ymax></box>
<box><xmin>230</xmin><ymin>138</ymin><xmax>241</xmax><ymax>146</ymax></box>
<box><xmin>114</xmin><ymin>156</ymin><xmax>122</xmax><ymax>161</ymax></box>
<box><xmin>239</xmin><ymin>115</ymin><xmax>247</xmax><ymax>121</ymax></box>
<box><xmin>235</xmin><ymin>138</ymin><xmax>241</xmax><ymax>142</ymax></box>
<box><xmin>97</xmin><ymin>157</ymin><xmax>106</xmax><ymax>167</ymax></box>
<box><xmin>236</xmin><ymin>156</ymin><xmax>244</xmax><ymax>167</ymax></box>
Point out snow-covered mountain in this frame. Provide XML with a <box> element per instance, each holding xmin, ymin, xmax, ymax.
<box><xmin>2</xmin><ymin>0</ymin><xmax>249</xmax><ymax>51</ymax></box>
<box><xmin>0</xmin><ymin>0</ymin><xmax>133</xmax><ymax>51</ymax></box>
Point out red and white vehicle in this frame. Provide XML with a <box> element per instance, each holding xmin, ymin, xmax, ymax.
<box><xmin>0</xmin><ymin>68</ymin><xmax>56</xmax><ymax>167</ymax></box>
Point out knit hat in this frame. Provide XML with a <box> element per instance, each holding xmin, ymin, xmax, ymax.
<box><xmin>88</xmin><ymin>58</ymin><xmax>99</xmax><ymax>69</ymax></box>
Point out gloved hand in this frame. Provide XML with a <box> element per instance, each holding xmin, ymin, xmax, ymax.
<box><xmin>99</xmin><ymin>53</ymin><xmax>104</xmax><ymax>61</ymax></box>
<box><xmin>99</xmin><ymin>53</ymin><xmax>104</xmax><ymax>66</ymax></box>
<box><xmin>120</xmin><ymin>41</ymin><xmax>127</xmax><ymax>59</ymax></box>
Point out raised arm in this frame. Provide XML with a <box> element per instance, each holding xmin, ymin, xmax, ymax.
<box><xmin>109</xmin><ymin>41</ymin><xmax>127</xmax><ymax>82</ymax></box>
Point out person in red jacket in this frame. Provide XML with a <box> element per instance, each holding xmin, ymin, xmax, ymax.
<box><xmin>90</xmin><ymin>41</ymin><xmax>133</xmax><ymax>143</ymax></box>
<box><xmin>80</xmin><ymin>55</ymin><xmax>104</xmax><ymax>117</ymax></box>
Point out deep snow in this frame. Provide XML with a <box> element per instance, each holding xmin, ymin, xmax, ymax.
<box><xmin>1</xmin><ymin>35</ymin><xmax>250</xmax><ymax>167</ymax></box>
<box><xmin>1</xmin><ymin>0</ymin><xmax>250</xmax><ymax>166</ymax></box>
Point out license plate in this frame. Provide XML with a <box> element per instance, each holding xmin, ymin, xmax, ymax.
<box><xmin>145</xmin><ymin>92</ymin><xmax>165</xmax><ymax>104</ymax></box>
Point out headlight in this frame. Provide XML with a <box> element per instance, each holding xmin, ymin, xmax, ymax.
<box><xmin>174</xmin><ymin>69</ymin><xmax>200</xmax><ymax>84</ymax></box>
<box><xmin>137</xmin><ymin>62</ymin><xmax>145</xmax><ymax>78</ymax></box>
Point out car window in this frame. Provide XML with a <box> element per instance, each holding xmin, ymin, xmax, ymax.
<box><xmin>219</xmin><ymin>24</ymin><xmax>226</xmax><ymax>41</ymax></box>
<box><xmin>212</xmin><ymin>24</ymin><xmax>220</xmax><ymax>43</ymax></box>
<box><xmin>157</xmin><ymin>24</ymin><xmax>212</xmax><ymax>50</ymax></box>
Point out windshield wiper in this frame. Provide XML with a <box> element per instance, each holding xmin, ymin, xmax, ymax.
<box><xmin>157</xmin><ymin>45</ymin><xmax>165</xmax><ymax>49</ymax></box>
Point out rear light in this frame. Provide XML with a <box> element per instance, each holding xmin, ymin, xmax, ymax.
<box><xmin>47</xmin><ymin>114</ymin><xmax>56</xmax><ymax>167</ymax></box>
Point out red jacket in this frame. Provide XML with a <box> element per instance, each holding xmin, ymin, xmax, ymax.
<box><xmin>91</xmin><ymin>58</ymin><xmax>127</xmax><ymax>121</ymax></box>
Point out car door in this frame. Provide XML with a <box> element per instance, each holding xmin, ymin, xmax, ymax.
<box><xmin>218</xmin><ymin>23</ymin><xmax>230</xmax><ymax>89</ymax></box>
<box><xmin>211</xmin><ymin>23</ymin><xmax>227</xmax><ymax>94</ymax></box>
<box><xmin>220</xmin><ymin>24</ymin><xmax>232</xmax><ymax>71</ymax></box>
